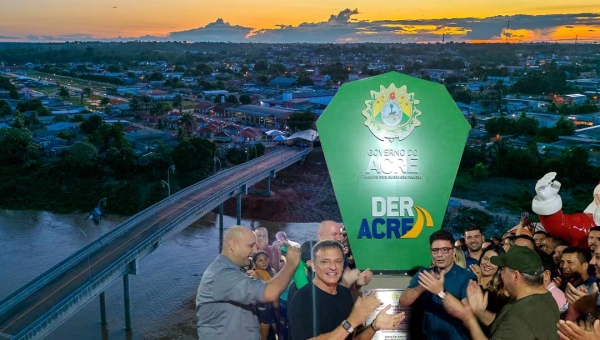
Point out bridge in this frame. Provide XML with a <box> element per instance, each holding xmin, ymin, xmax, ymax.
<box><xmin>0</xmin><ymin>147</ymin><xmax>312</xmax><ymax>340</ymax></box>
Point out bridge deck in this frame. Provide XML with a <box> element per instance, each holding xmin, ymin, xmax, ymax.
<box><xmin>0</xmin><ymin>147</ymin><xmax>311</xmax><ymax>339</ymax></box>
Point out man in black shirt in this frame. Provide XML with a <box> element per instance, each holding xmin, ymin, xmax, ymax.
<box><xmin>288</xmin><ymin>240</ymin><xmax>404</xmax><ymax>340</ymax></box>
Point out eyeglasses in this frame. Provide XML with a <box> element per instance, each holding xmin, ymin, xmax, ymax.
<box><xmin>430</xmin><ymin>247</ymin><xmax>453</xmax><ymax>254</ymax></box>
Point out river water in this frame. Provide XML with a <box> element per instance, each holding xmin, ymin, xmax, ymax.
<box><xmin>0</xmin><ymin>210</ymin><xmax>318</xmax><ymax>340</ymax></box>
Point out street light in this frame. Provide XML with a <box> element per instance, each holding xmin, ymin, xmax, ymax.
<box><xmin>213</xmin><ymin>157</ymin><xmax>222</xmax><ymax>175</ymax></box>
<box><xmin>164</xmin><ymin>165</ymin><xmax>175</xmax><ymax>197</ymax></box>
<box><xmin>161</xmin><ymin>180</ymin><xmax>170</xmax><ymax>197</ymax></box>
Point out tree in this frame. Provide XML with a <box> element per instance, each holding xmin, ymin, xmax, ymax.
<box><xmin>148</xmin><ymin>72</ymin><xmax>165</xmax><ymax>81</ymax></box>
<box><xmin>104</xmin><ymin>146</ymin><xmax>136</xmax><ymax>177</ymax></box>
<box><xmin>16</xmin><ymin>99</ymin><xmax>43</xmax><ymax>112</ymax></box>
<box><xmin>178</xmin><ymin>112</ymin><xmax>197</xmax><ymax>137</ymax></box>
<box><xmin>83</xmin><ymin>87</ymin><xmax>92</xmax><ymax>97</ymax></box>
<box><xmin>554</xmin><ymin>116</ymin><xmax>575</xmax><ymax>136</ymax></box>
<box><xmin>129</xmin><ymin>97</ymin><xmax>141</xmax><ymax>117</ymax></box>
<box><xmin>171</xmin><ymin>137</ymin><xmax>216</xmax><ymax>178</ymax></box>
<box><xmin>239</xmin><ymin>94</ymin><xmax>252</xmax><ymax>105</ymax></box>
<box><xmin>451</xmin><ymin>89</ymin><xmax>472</xmax><ymax>104</ymax></box>
<box><xmin>287</xmin><ymin>111</ymin><xmax>315</xmax><ymax>132</ymax></box>
<box><xmin>514</xmin><ymin>113</ymin><xmax>539</xmax><ymax>136</ymax></box>
<box><xmin>0</xmin><ymin>127</ymin><xmax>38</xmax><ymax>166</ymax></box>
<box><xmin>253</xmin><ymin>61</ymin><xmax>268</xmax><ymax>72</ymax></box>
<box><xmin>472</xmin><ymin>163</ymin><xmax>488</xmax><ymax>180</ymax></box>
<box><xmin>100</xmin><ymin>97</ymin><xmax>111</xmax><ymax>107</ymax></box>
<box><xmin>225</xmin><ymin>95</ymin><xmax>238</xmax><ymax>104</ymax></box>
<box><xmin>0</xmin><ymin>100</ymin><xmax>11</xmax><ymax>117</ymax></box>
<box><xmin>59</xmin><ymin>86</ymin><xmax>70</xmax><ymax>100</ymax></box>
<box><xmin>173</xmin><ymin>94</ymin><xmax>183</xmax><ymax>113</ymax></box>
<box><xmin>64</xmin><ymin>141</ymin><xmax>98</xmax><ymax>172</ymax></box>
<box><xmin>80</xmin><ymin>115</ymin><xmax>104</xmax><ymax>135</ymax></box>
<box><xmin>469</xmin><ymin>116</ymin><xmax>477</xmax><ymax>128</ymax></box>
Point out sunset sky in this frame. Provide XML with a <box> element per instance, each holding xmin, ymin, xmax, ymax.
<box><xmin>1</xmin><ymin>0</ymin><xmax>599</xmax><ymax>43</ymax></box>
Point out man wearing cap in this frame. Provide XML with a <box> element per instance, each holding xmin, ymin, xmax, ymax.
<box><xmin>445</xmin><ymin>245</ymin><xmax>560</xmax><ymax>339</ymax></box>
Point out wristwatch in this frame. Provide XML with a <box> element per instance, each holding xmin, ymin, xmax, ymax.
<box><xmin>437</xmin><ymin>291</ymin><xmax>447</xmax><ymax>299</ymax></box>
<box><xmin>341</xmin><ymin>320</ymin><xmax>354</xmax><ymax>333</ymax></box>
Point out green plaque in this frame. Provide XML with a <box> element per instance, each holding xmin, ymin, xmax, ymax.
<box><xmin>317</xmin><ymin>72</ymin><xmax>469</xmax><ymax>271</ymax></box>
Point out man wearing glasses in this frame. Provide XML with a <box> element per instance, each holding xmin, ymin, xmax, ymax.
<box><xmin>399</xmin><ymin>230</ymin><xmax>476</xmax><ymax>340</ymax></box>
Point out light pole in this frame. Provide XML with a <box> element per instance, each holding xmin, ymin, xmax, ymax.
<box><xmin>161</xmin><ymin>180</ymin><xmax>170</xmax><ymax>197</ymax></box>
<box><xmin>247</xmin><ymin>144</ymin><xmax>257</xmax><ymax>161</ymax></box>
<box><xmin>213</xmin><ymin>147</ymin><xmax>225</xmax><ymax>175</ymax></box>
<box><xmin>213</xmin><ymin>157</ymin><xmax>222</xmax><ymax>175</ymax></box>
<box><xmin>163</xmin><ymin>165</ymin><xmax>175</xmax><ymax>197</ymax></box>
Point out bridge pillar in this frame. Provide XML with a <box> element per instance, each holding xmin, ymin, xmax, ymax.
<box><xmin>123</xmin><ymin>274</ymin><xmax>132</xmax><ymax>330</ymax></box>
<box><xmin>236</xmin><ymin>193</ymin><xmax>242</xmax><ymax>225</ymax></box>
<box><xmin>100</xmin><ymin>291</ymin><xmax>107</xmax><ymax>326</ymax></box>
<box><xmin>266</xmin><ymin>177</ymin><xmax>271</xmax><ymax>196</ymax></box>
<box><xmin>219</xmin><ymin>203</ymin><xmax>224</xmax><ymax>252</ymax></box>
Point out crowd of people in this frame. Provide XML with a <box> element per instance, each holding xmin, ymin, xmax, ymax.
<box><xmin>194</xmin><ymin>219</ymin><xmax>600</xmax><ymax>340</ymax></box>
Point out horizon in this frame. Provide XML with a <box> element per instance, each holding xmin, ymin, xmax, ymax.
<box><xmin>1</xmin><ymin>1</ymin><xmax>600</xmax><ymax>43</ymax></box>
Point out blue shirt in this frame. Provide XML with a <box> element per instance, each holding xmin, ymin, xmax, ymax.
<box><xmin>196</xmin><ymin>255</ymin><xmax>267</xmax><ymax>340</ymax></box>
<box><xmin>407</xmin><ymin>263</ymin><xmax>477</xmax><ymax>340</ymax></box>
<box><xmin>465</xmin><ymin>250</ymin><xmax>479</xmax><ymax>268</ymax></box>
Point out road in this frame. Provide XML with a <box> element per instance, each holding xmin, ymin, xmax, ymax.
<box><xmin>0</xmin><ymin>148</ymin><xmax>304</xmax><ymax>337</ymax></box>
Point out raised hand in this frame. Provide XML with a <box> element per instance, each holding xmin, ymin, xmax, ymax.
<box><xmin>357</xmin><ymin>268</ymin><xmax>373</xmax><ymax>287</ymax></box>
<box><xmin>418</xmin><ymin>269</ymin><xmax>445</xmax><ymax>295</ymax></box>
<box><xmin>466</xmin><ymin>280</ymin><xmax>488</xmax><ymax>318</ymax></box>
<box><xmin>535</xmin><ymin>172</ymin><xmax>561</xmax><ymax>202</ymax></box>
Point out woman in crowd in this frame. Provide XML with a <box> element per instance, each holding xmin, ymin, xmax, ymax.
<box><xmin>454</xmin><ymin>246</ymin><xmax>467</xmax><ymax>268</ymax></box>
<box><xmin>253</xmin><ymin>251</ymin><xmax>280</xmax><ymax>340</ymax></box>
<box><xmin>470</xmin><ymin>244</ymin><xmax>509</xmax><ymax>334</ymax></box>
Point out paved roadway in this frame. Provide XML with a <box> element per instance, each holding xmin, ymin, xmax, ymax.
<box><xmin>0</xmin><ymin>148</ymin><xmax>303</xmax><ymax>337</ymax></box>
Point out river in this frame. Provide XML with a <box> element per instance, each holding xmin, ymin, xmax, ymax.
<box><xmin>0</xmin><ymin>209</ymin><xmax>318</xmax><ymax>340</ymax></box>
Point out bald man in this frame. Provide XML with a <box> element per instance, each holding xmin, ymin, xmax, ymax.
<box><xmin>196</xmin><ymin>226</ymin><xmax>300</xmax><ymax>340</ymax></box>
<box><xmin>317</xmin><ymin>220</ymin><xmax>343</xmax><ymax>242</ymax></box>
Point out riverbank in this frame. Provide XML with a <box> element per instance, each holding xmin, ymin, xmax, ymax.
<box><xmin>221</xmin><ymin>148</ymin><xmax>342</xmax><ymax>223</ymax></box>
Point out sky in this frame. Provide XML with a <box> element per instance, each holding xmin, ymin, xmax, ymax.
<box><xmin>1</xmin><ymin>0</ymin><xmax>599</xmax><ymax>43</ymax></box>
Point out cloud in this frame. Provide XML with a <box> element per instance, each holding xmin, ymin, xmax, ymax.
<box><xmin>2</xmin><ymin>10</ymin><xmax>600</xmax><ymax>43</ymax></box>
<box><xmin>167</xmin><ymin>18</ymin><xmax>253</xmax><ymax>42</ymax></box>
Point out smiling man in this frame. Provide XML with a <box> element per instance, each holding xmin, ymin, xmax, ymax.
<box><xmin>196</xmin><ymin>226</ymin><xmax>300</xmax><ymax>340</ymax></box>
<box><xmin>288</xmin><ymin>240</ymin><xmax>404</xmax><ymax>340</ymax></box>
<box><xmin>464</xmin><ymin>226</ymin><xmax>485</xmax><ymax>268</ymax></box>
<box><xmin>399</xmin><ymin>230</ymin><xmax>476</xmax><ymax>340</ymax></box>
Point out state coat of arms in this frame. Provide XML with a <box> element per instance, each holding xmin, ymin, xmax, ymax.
<box><xmin>362</xmin><ymin>84</ymin><xmax>421</xmax><ymax>141</ymax></box>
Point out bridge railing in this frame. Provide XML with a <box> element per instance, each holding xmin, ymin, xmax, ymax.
<box><xmin>9</xmin><ymin>147</ymin><xmax>312</xmax><ymax>339</ymax></box>
<box><xmin>0</xmin><ymin>147</ymin><xmax>303</xmax><ymax>315</ymax></box>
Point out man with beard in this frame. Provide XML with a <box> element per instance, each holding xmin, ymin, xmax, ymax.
<box><xmin>589</xmin><ymin>227</ymin><xmax>600</xmax><ymax>252</ymax></box>
<box><xmin>464</xmin><ymin>226</ymin><xmax>485</xmax><ymax>269</ymax></box>
<box><xmin>196</xmin><ymin>226</ymin><xmax>300</xmax><ymax>340</ymax></box>
<box><xmin>288</xmin><ymin>240</ymin><xmax>404</xmax><ymax>340</ymax></box>
<box><xmin>399</xmin><ymin>230</ymin><xmax>476</xmax><ymax>340</ymax></box>
<box><xmin>560</xmin><ymin>247</ymin><xmax>595</xmax><ymax>291</ymax></box>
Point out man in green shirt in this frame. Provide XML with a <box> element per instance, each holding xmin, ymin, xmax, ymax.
<box><xmin>445</xmin><ymin>245</ymin><xmax>560</xmax><ymax>339</ymax></box>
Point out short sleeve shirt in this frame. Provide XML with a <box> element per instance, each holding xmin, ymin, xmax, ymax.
<box><xmin>407</xmin><ymin>264</ymin><xmax>476</xmax><ymax>340</ymax></box>
<box><xmin>196</xmin><ymin>255</ymin><xmax>267</xmax><ymax>340</ymax></box>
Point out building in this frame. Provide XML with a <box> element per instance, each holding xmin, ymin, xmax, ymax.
<box><xmin>224</xmin><ymin>105</ymin><xmax>292</xmax><ymax>129</ymax></box>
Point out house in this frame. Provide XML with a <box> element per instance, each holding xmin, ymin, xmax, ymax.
<box><xmin>223</xmin><ymin>124</ymin><xmax>241</xmax><ymax>135</ymax></box>
<box><xmin>269</xmin><ymin>77</ymin><xmax>298</xmax><ymax>87</ymax></box>
<box><xmin>195</xmin><ymin>100</ymin><xmax>216</xmax><ymax>114</ymax></box>
<box><xmin>45</xmin><ymin>122</ymin><xmax>76</xmax><ymax>133</ymax></box>
<box><xmin>213</xmin><ymin>130</ymin><xmax>232</xmax><ymax>143</ymax></box>
<box><xmin>197</xmin><ymin>122</ymin><xmax>221</xmax><ymax>139</ymax></box>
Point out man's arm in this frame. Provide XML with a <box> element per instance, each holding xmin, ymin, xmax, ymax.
<box><xmin>399</xmin><ymin>285</ymin><xmax>425</xmax><ymax>306</ymax></box>
<box><xmin>264</xmin><ymin>246</ymin><xmax>300</xmax><ymax>302</ymax></box>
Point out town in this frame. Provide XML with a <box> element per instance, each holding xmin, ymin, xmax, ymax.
<box><xmin>1</xmin><ymin>42</ymin><xmax>600</xmax><ymax>217</ymax></box>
